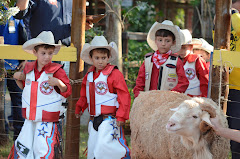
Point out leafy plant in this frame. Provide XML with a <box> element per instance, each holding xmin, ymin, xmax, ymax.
<box><xmin>0</xmin><ymin>0</ymin><xmax>19</xmax><ymax>25</ymax></box>
<box><xmin>85</xmin><ymin>26</ymin><xmax>104</xmax><ymax>43</ymax></box>
<box><xmin>122</xmin><ymin>1</ymin><xmax>156</xmax><ymax>32</ymax></box>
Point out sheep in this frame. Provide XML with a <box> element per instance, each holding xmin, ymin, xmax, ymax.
<box><xmin>130</xmin><ymin>90</ymin><xmax>230</xmax><ymax>159</ymax></box>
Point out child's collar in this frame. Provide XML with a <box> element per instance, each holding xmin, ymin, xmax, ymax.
<box><xmin>87</xmin><ymin>64</ymin><xmax>117</xmax><ymax>75</ymax></box>
<box><xmin>185</xmin><ymin>53</ymin><xmax>199</xmax><ymax>63</ymax></box>
<box><xmin>25</xmin><ymin>61</ymin><xmax>62</xmax><ymax>74</ymax></box>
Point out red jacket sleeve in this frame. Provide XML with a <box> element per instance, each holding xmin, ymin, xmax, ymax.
<box><xmin>196</xmin><ymin>57</ymin><xmax>209</xmax><ymax>97</ymax></box>
<box><xmin>133</xmin><ymin>62</ymin><xmax>146</xmax><ymax>98</ymax></box>
<box><xmin>75</xmin><ymin>75</ymin><xmax>88</xmax><ymax>114</ymax></box>
<box><xmin>53</xmin><ymin>68</ymin><xmax>72</xmax><ymax>98</ymax></box>
<box><xmin>111</xmin><ymin>69</ymin><xmax>131</xmax><ymax>122</ymax></box>
<box><xmin>171</xmin><ymin>58</ymin><xmax>189</xmax><ymax>93</ymax></box>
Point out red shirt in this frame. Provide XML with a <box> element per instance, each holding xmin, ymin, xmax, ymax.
<box><xmin>75</xmin><ymin>64</ymin><xmax>131</xmax><ymax>122</ymax></box>
<box><xmin>133</xmin><ymin>54</ymin><xmax>189</xmax><ymax>98</ymax></box>
<box><xmin>22</xmin><ymin>61</ymin><xmax>72</xmax><ymax>98</ymax></box>
<box><xmin>183</xmin><ymin>54</ymin><xmax>209</xmax><ymax>97</ymax></box>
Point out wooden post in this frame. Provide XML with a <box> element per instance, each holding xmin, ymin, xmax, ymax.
<box><xmin>105</xmin><ymin>0</ymin><xmax>123</xmax><ymax>72</ymax></box>
<box><xmin>209</xmin><ymin>0</ymin><xmax>231</xmax><ymax>108</ymax></box>
<box><xmin>64</xmin><ymin>0</ymin><xmax>86</xmax><ymax>158</ymax></box>
<box><xmin>122</xmin><ymin>32</ymin><xmax>129</xmax><ymax>79</ymax></box>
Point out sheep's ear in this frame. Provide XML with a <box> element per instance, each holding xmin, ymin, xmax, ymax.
<box><xmin>170</xmin><ymin>106</ymin><xmax>179</xmax><ymax>112</ymax></box>
<box><xmin>199</xmin><ymin>111</ymin><xmax>213</xmax><ymax>133</ymax></box>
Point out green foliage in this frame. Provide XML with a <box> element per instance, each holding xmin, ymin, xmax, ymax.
<box><xmin>0</xmin><ymin>0</ymin><xmax>19</xmax><ymax>25</ymax></box>
<box><xmin>85</xmin><ymin>26</ymin><xmax>104</xmax><ymax>43</ymax></box>
<box><xmin>123</xmin><ymin>40</ymin><xmax>152</xmax><ymax>89</ymax></box>
<box><xmin>174</xmin><ymin>9</ymin><xmax>185</xmax><ymax>29</ymax></box>
<box><xmin>0</xmin><ymin>0</ymin><xmax>16</xmax><ymax>8</ymax></box>
<box><xmin>122</xmin><ymin>1</ymin><xmax>156</xmax><ymax>32</ymax></box>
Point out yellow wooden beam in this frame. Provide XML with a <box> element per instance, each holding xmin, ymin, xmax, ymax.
<box><xmin>213</xmin><ymin>50</ymin><xmax>240</xmax><ymax>68</ymax></box>
<box><xmin>0</xmin><ymin>45</ymin><xmax>77</xmax><ymax>61</ymax></box>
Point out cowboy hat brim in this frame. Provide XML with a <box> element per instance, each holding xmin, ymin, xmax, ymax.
<box><xmin>147</xmin><ymin>22</ymin><xmax>181</xmax><ymax>53</ymax></box>
<box><xmin>22</xmin><ymin>31</ymin><xmax>61</xmax><ymax>55</ymax></box>
<box><xmin>80</xmin><ymin>42</ymin><xmax>118</xmax><ymax>65</ymax></box>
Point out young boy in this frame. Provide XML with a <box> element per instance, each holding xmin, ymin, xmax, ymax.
<box><xmin>75</xmin><ymin>36</ymin><xmax>131</xmax><ymax>159</ymax></box>
<box><xmin>8</xmin><ymin>31</ymin><xmax>72</xmax><ymax>159</ymax></box>
<box><xmin>133</xmin><ymin>20</ymin><xmax>189</xmax><ymax>98</ymax></box>
<box><xmin>177</xmin><ymin>29</ymin><xmax>209</xmax><ymax>97</ymax></box>
<box><xmin>192</xmin><ymin>38</ymin><xmax>213</xmax><ymax>69</ymax></box>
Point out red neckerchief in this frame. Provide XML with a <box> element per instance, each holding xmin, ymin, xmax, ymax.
<box><xmin>152</xmin><ymin>50</ymin><xmax>172</xmax><ymax>69</ymax></box>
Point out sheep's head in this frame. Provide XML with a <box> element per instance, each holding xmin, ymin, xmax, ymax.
<box><xmin>166</xmin><ymin>97</ymin><xmax>216</xmax><ymax>137</ymax></box>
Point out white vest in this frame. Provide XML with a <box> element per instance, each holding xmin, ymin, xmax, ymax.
<box><xmin>184</xmin><ymin>61</ymin><xmax>201</xmax><ymax>96</ymax></box>
<box><xmin>22</xmin><ymin>70</ymin><xmax>66</xmax><ymax>122</ymax></box>
<box><xmin>86</xmin><ymin>71</ymin><xmax>119</xmax><ymax>117</ymax></box>
<box><xmin>145</xmin><ymin>55</ymin><xmax>178</xmax><ymax>91</ymax></box>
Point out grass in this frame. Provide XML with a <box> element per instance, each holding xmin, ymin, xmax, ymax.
<box><xmin>0</xmin><ymin>126</ymin><xmax>90</xmax><ymax>159</ymax></box>
<box><xmin>0</xmin><ymin>132</ymin><xmax>13</xmax><ymax>159</ymax></box>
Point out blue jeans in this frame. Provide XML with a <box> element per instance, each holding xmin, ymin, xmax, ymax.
<box><xmin>227</xmin><ymin>89</ymin><xmax>240</xmax><ymax>159</ymax></box>
<box><xmin>6</xmin><ymin>77</ymin><xmax>24</xmax><ymax>140</ymax></box>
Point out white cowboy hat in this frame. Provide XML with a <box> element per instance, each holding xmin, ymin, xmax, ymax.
<box><xmin>180</xmin><ymin>29</ymin><xmax>193</xmax><ymax>45</ymax></box>
<box><xmin>192</xmin><ymin>38</ymin><xmax>213</xmax><ymax>54</ymax></box>
<box><xmin>192</xmin><ymin>38</ymin><xmax>202</xmax><ymax>48</ymax></box>
<box><xmin>199</xmin><ymin>38</ymin><xmax>214</xmax><ymax>54</ymax></box>
<box><xmin>22</xmin><ymin>31</ymin><xmax>61</xmax><ymax>54</ymax></box>
<box><xmin>147</xmin><ymin>20</ymin><xmax>181</xmax><ymax>53</ymax></box>
<box><xmin>80</xmin><ymin>36</ymin><xmax>118</xmax><ymax>65</ymax></box>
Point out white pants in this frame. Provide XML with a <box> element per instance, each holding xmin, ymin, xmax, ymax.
<box><xmin>12</xmin><ymin>119</ymin><xmax>60</xmax><ymax>159</ymax></box>
<box><xmin>87</xmin><ymin>116</ymin><xmax>131</xmax><ymax>159</ymax></box>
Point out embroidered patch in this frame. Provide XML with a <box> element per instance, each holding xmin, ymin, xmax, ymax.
<box><xmin>168</xmin><ymin>73</ymin><xmax>177</xmax><ymax>78</ymax></box>
<box><xmin>169</xmin><ymin>83</ymin><xmax>174</xmax><ymax>87</ymax></box>
<box><xmin>167</xmin><ymin>78</ymin><xmax>176</xmax><ymax>82</ymax></box>
<box><xmin>25</xmin><ymin>79</ymin><xmax>31</xmax><ymax>85</ymax></box>
<box><xmin>40</xmin><ymin>81</ymin><xmax>54</xmax><ymax>95</ymax></box>
<box><xmin>111</xmin><ymin>131</ymin><xmax>119</xmax><ymax>140</ymax></box>
<box><xmin>38</xmin><ymin>127</ymin><xmax>48</xmax><ymax>138</ymax></box>
<box><xmin>95</xmin><ymin>81</ymin><xmax>108</xmax><ymax>95</ymax></box>
<box><xmin>16</xmin><ymin>141</ymin><xmax>30</xmax><ymax>158</ymax></box>
<box><xmin>166</xmin><ymin>64</ymin><xmax>176</xmax><ymax>68</ymax></box>
<box><xmin>185</xmin><ymin>68</ymin><xmax>196</xmax><ymax>80</ymax></box>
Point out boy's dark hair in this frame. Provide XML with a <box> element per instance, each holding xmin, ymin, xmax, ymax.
<box><xmin>89</xmin><ymin>48</ymin><xmax>110</xmax><ymax>58</ymax></box>
<box><xmin>155</xmin><ymin>29</ymin><xmax>175</xmax><ymax>41</ymax></box>
<box><xmin>34</xmin><ymin>44</ymin><xmax>56</xmax><ymax>52</ymax></box>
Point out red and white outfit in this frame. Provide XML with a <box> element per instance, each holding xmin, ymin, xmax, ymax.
<box><xmin>75</xmin><ymin>64</ymin><xmax>131</xmax><ymax>159</ymax></box>
<box><xmin>133</xmin><ymin>50</ymin><xmax>189</xmax><ymax>98</ymax></box>
<box><xmin>9</xmin><ymin>61</ymin><xmax>71</xmax><ymax>159</ymax></box>
<box><xmin>183</xmin><ymin>54</ymin><xmax>209</xmax><ymax>97</ymax></box>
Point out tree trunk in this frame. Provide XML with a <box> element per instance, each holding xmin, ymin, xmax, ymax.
<box><xmin>105</xmin><ymin>0</ymin><xmax>122</xmax><ymax>72</ymax></box>
<box><xmin>64</xmin><ymin>1</ymin><xmax>86</xmax><ymax>158</ymax></box>
<box><xmin>209</xmin><ymin>0</ymin><xmax>230</xmax><ymax>108</ymax></box>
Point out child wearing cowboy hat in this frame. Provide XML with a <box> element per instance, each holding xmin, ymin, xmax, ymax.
<box><xmin>192</xmin><ymin>38</ymin><xmax>213</xmax><ymax>70</ymax></box>
<box><xmin>133</xmin><ymin>20</ymin><xmax>189</xmax><ymax>98</ymax></box>
<box><xmin>9</xmin><ymin>31</ymin><xmax>72</xmax><ymax>159</ymax></box>
<box><xmin>75</xmin><ymin>36</ymin><xmax>131</xmax><ymax>159</ymax></box>
<box><xmin>177</xmin><ymin>29</ymin><xmax>209</xmax><ymax>97</ymax></box>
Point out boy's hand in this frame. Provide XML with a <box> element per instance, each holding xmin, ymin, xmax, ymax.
<box><xmin>48</xmin><ymin>76</ymin><xmax>60</xmax><ymax>87</ymax></box>
<box><xmin>13</xmin><ymin>72</ymin><xmax>26</xmax><ymax>81</ymax></box>
<box><xmin>48</xmin><ymin>76</ymin><xmax>67</xmax><ymax>93</ymax></box>
<box><xmin>17</xmin><ymin>60</ymin><xmax>27</xmax><ymax>71</ymax></box>
<box><xmin>117</xmin><ymin>121</ymin><xmax>125</xmax><ymax>127</ymax></box>
<box><xmin>75</xmin><ymin>111</ymin><xmax>83</xmax><ymax>118</ymax></box>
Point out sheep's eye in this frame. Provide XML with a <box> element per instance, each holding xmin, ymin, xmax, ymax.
<box><xmin>192</xmin><ymin>115</ymin><xmax>198</xmax><ymax>118</ymax></box>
